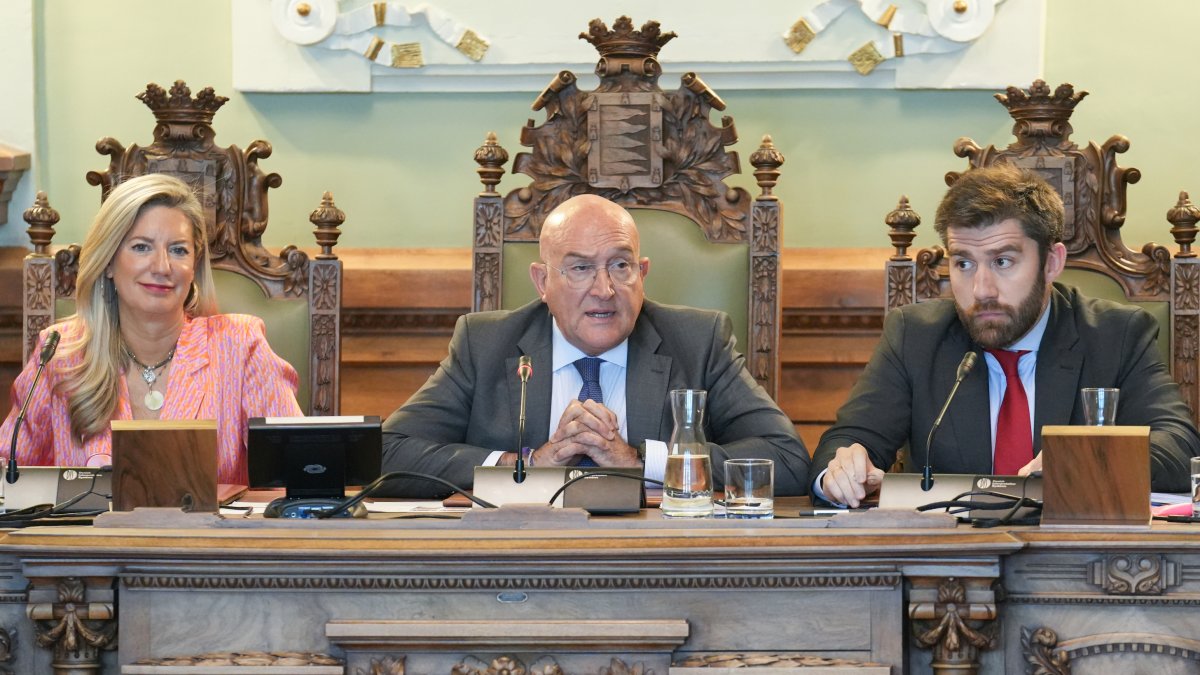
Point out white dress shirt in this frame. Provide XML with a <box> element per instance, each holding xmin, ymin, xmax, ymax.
<box><xmin>485</xmin><ymin>320</ymin><xmax>666</xmax><ymax>482</ymax></box>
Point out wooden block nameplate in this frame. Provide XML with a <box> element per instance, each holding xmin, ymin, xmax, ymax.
<box><xmin>111</xmin><ymin>419</ymin><xmax>218</xmax><ymax>513</ymax></box>
<box><xmin>1040</xmin><ymin>425</ymin><xmax>1150</xmax><ymax>528</ymax></box>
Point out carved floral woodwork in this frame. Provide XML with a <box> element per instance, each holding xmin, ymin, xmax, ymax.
<box><xmin>472</xmin><ymin>17</ymin><xmax>784</xmax><ymax>398</ymax></box>
<box><xmin>674</xmin><ymin>653</ymin><xmax>885</xmax><ymax>668</ymax></box>
<box><xmin>1089</xmin><ymin>553</ymin><xmax>1179</xmax><ymax>595</ymax></box>
<box><xmin>909</xmin><ymin>576</ymin><xmax>998</xmax><ymax>674</ymax></box>
<box><xmin>451</xmin><ymin>655</ymin><xmax>647</xmax><ymax>675</ymax></box>
<box><xmin>26</xmin><ymin>577</ymin><xmax>115</xmax><ymax>675</ymax></box>
<box><xmin>356</xmin><ymin>656</ymin><xmax>406</xmax><ymax>675</ymax></box>
<box><xmin>884</xmin><ymin>79</ymin><xmax>1200</xmax><ymax>423</ymax></box>
<box><xmin>1022</xmin><ymin>625</ymin><xmax>1200</xmax><ymax>674</ymax></box>
<box><xmin>132</xmin><ymin>651</ymin><xmax>343</xmax><ymax>668</ymax></box>
<box><xmin>0</xmin><ymin>626</ymin><xmax>12</xmax><ymax>675</ymax></box>
<box><xmin>21</xmin><ymin>80</ymin><xmax>344</xmax><ymax>415</ymax></box>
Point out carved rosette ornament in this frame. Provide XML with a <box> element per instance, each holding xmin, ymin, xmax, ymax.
<box><xmin>27</xmin><ymin>577</ymin><xmax>116</xmax><ymax>673</ymax></box>
<box><xmin>470</xmin><ymin>17</ymin><xmax>784</xmax><ymax>397</ymax></box>
<box><xmin>909</xmin><ymin>577</ymin><xmax>998</xmax><ymax>673</ymax></box>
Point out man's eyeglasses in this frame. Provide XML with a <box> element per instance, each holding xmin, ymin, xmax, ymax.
<box><xmin>545</xmin><ymin>260</ymin><xmax>640</xmax><ymax>289</ymax></box>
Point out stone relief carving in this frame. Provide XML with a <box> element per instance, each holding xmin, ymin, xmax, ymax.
<box><xmin>122</xmin><ymin>572</ymin><xmax>901</xmax><ymax>592</ymax></box>
<box><xmin>28</xmin><ymin>577</ymin><xmax>116</xmax><ymax>673</ymax></box>
<box><xmin>355</xmin><ymin>656</ymin><xmax>406</xmax><ymax>675</ymax></box>
<box><xmin>132</xmin><ymin>651</ymin><xmax>343</xmax><ymax>668</ymax></box>
<box><xmin>1089</xmin><ymin>554</ymin><xmax>1180</xmax><ymax>596</ymax></box>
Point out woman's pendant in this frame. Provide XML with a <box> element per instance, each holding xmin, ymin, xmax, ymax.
<box><xmin>144</xmin><ymin>390</ymin><xmax>165</xmax><ymax>411</ymax></box>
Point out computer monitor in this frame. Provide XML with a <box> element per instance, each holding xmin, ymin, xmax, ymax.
<box><xmin>247</xmin><ymin>416</ymin><xmax>382</xmax><ymax>499</ymax></box>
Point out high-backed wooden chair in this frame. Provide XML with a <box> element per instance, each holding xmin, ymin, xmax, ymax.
<box><xmin>21</xmin><ymin>80</ymin><xmax>345</xmax><ymax>415</ymax></box>
<box><xmin>470</xmin><ymin>16</ymin><xmax>785</xmax><ymax>400</ymax></box>
<box><xmin>885</xmin><ymin>79</ymin><xmax>1200</xmax><ymax>424</ymax></box>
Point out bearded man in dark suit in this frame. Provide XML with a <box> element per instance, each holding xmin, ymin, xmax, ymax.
<box><xmin>814</xmin><ymin>164</ymin><xmax>1200</xmax><ymax>506</ymax></box>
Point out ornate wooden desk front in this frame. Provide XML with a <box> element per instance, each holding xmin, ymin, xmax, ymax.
<box><xmin>5</xmin><ymin>515</ymin><xmax>1200</xmax><ymax>674</ymax></box>
<box><xmin>0</xmin><ymin>512</ymin><xmax>1018</xmax><ymax>674</ymax></box>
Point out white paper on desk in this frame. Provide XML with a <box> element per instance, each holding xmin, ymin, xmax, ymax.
<box><xmin>222</xmin><ymin>501</ymin><xmax>268</xmax><ymax>515</ymax></box>
<box><xmin>1151</xmin><ymin>492</ymin><xmax>1191</xmax><ymax>506</ymax></box>
<box><xmin>365</xmin><ymin>501</ymin><xmax>469</xmax><ymax>513</ymax></box>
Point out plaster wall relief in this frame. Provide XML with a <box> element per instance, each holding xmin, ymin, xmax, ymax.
<box><xmin>233</xmin><ymin>0</ymin><xmax>1044</xmax><ymax>93</ymax></box>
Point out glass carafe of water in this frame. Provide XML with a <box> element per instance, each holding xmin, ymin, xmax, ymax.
<box><xmin>662</xmin><ymin>389</ymin><xmax>713</xmax><ymax>518</ymax></box>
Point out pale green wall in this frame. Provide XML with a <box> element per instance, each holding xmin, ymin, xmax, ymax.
<box><xmin>31</xmin><ymin>1</ymin><xmax>1200</xmax><ymax>253</ymax></box>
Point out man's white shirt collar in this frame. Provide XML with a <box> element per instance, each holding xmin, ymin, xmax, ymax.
<box><xmin>551</xmin><ymin>319</ymin><xmax>629</xmax><ymax>370</ymax></box>
<box><xmin>1003</xmin><ymin>298</ymin><xmax>1051</xmax><ymax>352</ymax></box>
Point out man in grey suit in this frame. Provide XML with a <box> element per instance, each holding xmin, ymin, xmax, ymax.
<box><xmin>382</xmin><ymin>194</ymin><xmax>809</xmax><ymax>498</ymax></box>
<box><xmin>815</xmin><ymin>165</ymin><xmax>1200</xmax><ymax>506</ymax></box>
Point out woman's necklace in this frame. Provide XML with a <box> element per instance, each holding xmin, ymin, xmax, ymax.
<box><xmin>122</xmin><ymin>343</ymin><xmax>177</xmax><ymax>411</ymax></box>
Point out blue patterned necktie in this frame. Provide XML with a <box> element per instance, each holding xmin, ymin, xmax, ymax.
<box><xmin>575</xmin><ymin>357</ymin><xmax>604</xmax><ymax>404</ymax></box>
<box><xmin>573</xmin><ymin>357</ymin><xmax>603</xmax><ymax>466</ymax></box>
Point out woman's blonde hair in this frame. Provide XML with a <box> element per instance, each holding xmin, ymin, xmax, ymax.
<box><xmin>57</xmin><ymin>174</ymin><xmax>218</xmax><ymax>440</ymax></box>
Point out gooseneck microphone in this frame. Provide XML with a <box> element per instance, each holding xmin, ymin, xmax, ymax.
<box><xmin>8</xmin><ymin>330</ymin><xmax>61</xmax><ymax>484</ymax></box>
<box><xmin>922</xmin><ymin>350</ymin><xmax>978</xmax><ymax>492</ymax></box>
<box><xmin>513</xmin><ymin>355</ymin><xmax>533</xmax><ymax>484</ymax></box>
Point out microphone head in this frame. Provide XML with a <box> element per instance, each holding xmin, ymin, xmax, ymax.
<box><xmin>957</xmin><ymin>351</ymin><xmax>978</xmax><ymax>380</ymax></box>
<box><xmin>40</xmin><ymin>330</ymin><xmax>61</xmax><ymax>364</ymax></box>
<box><xmin>517</xmin><ymin>355</ymin><xmax>533</xmax><ymax>381</ymax></box>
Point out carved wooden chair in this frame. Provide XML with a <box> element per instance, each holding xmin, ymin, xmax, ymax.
<box><xmin>471</xmin><ymin>16</ymin><xmax>785</xmax><ymax>399</ymax></box>
<box><xmin>21</xmin><ymin>80</ymin><xmax>345</xmax><ymax>415</ymax></box>
<box><xmin>885</xmin><ymin>79</ymin><xmax>1200</xmax><ymax>424</ymax></box>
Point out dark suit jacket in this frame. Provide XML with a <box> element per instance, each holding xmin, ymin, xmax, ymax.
<box><xmin>813</xmin><ymin>283</ymin><xmax>1200</xmax><ymax>492</ymax></box>
<box><xmin>382</xmin><ymin>300</ymin><xmax>810</xmax><ymax>498</ymax></box>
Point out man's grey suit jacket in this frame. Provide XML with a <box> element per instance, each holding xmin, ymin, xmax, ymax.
<box><xmin>382</xmin><ymin>300</ymin><xmax>810</xmax><ymax>498</ymax></box>
<box><xmin>813</xmin><ymin>283</ymin><xmax>1200</xmax><ymax>492</ymax></box>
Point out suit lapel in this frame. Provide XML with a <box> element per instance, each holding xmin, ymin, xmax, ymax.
<box><xmin>941</xmin><ymin>327</ymin><xmax>991</xmax><ymax>471</ymax></box>
<box><xmin>161</xmin><ymin>318</ymin><xmax>208</xmax><ymax>420</ymax></box>
<box><xmin>1034</xmin><ymin>288</ymin><xmax>1083</xmax><ymax>443</ymax></box>
<box><xmin>513</xmin><ymin>308</ymin><xmax>553</xmax><ymax>448</ymax></box>
<box><xmin>626</xmin><ymin>310</ymin><xmax>672</xmax><ymax>446</ymax></box>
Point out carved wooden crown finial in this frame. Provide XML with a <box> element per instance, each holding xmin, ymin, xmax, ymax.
<box><xmin>1168</xmin><ymin>191</ymin><xmax>1200</xmax><ymax>258</ymax></box>
<box><xmin>136</xmin><ymin>80</ymin><xmax>228</xmax><ymax>143</ymax></box>
<box><xmin>474</xmin><ymin>131</ymin><xmax>509</xmax><ymax>194</ymax></box>
<box><xmin>23</xmin><ymin>191</ymin><xmax>60</xmax><ymax>255</ymax></box>
<box><xmin>886</xmin><ymin>195</ymin><xmax>922</xmax><ymax>261</ymax></box>
<box><xmin>309</xmin><ymin>191</ymin><xmax>345</xmax><ymax>259</ymax></box>
<box><xmin>580</xmin><ymin>16</ymin><xmax>677</xmax><ymax>79</ymax></box>
<box><xmin>995</xmin><ymin>80</ymin><xmax>1089</xmax><ymax>143</ymax></box>
<box><xmin>750</xmin><ymin>135</ymin><xmax>784</xmax><ymax>200</ymax></box>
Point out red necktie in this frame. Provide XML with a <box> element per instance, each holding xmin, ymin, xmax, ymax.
<box><xmin>986</xmin><ymin>349</ymin><xmax>1032</xmax><ymax>475</ymax></box>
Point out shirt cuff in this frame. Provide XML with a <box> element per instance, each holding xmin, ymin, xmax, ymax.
<box><xmin>483</xmin><ymin>450</ymin><xmax>505</xmax><ymax>467</ymax></box>
<box><xmin>643</xmin><ymin>439</ymin><xmax>667</xmax><ymax>484</ymax></box>
<box><xmin>811</xmin><ymin>468</ymin><xmax>849</xmax><ymax>508</ymax></box>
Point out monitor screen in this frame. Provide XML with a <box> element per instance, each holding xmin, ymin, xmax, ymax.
<box><xmin>247</xmin><ymin>416</ymin><xmax>382</xmax><ymax>499</ymax></box>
